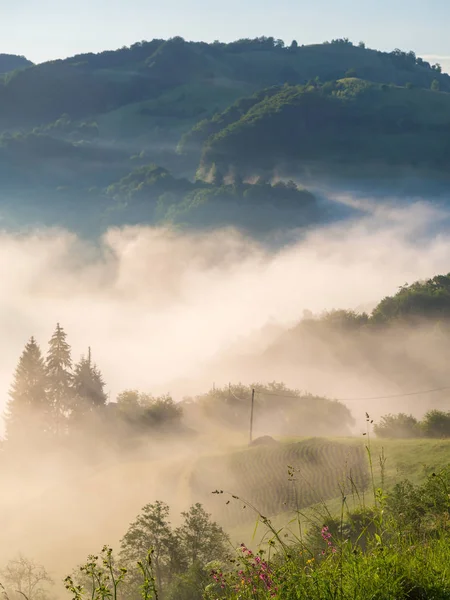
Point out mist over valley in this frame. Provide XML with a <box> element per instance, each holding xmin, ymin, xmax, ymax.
<box><xmin>0</xmin><ymin>31</ymin><xmax>450</xmax><ymax>600</ymax></box>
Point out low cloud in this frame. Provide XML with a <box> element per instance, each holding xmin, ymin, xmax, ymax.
<box><xmin>0</xmin><ymin>196</ymin><xmax>449</xmax><ymax>427</ymax></box>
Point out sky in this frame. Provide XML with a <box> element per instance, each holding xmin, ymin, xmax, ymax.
<box><xmin>1</xmin><ymin>0</ymin><xmax>450</xmax><ymax>67</ymax></box>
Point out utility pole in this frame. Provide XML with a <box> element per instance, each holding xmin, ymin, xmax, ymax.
<box><xmin>249</xmin><ymin>388</ymin><xmax>255</xmax><ymax>445</ymax></box>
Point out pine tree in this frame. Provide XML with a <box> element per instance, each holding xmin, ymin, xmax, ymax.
<box><xmin>72</xmin><ymin>347</ymin><xmax>107</xmax><ymax>419</ymax></box>
<box><xmin>5</xmin><ymin>337</ymin><xmax>49</xmax><ymax>442</ymax></box>
<box><xmin>46</xmin><ymin>323</ymin><xmax>73</xmax><ymax>435</ymax></box>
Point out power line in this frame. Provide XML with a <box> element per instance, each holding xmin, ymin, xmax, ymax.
<box><xmin>223</xmin><ymin>384</ymin><xmax>450</xmax><ymax>447</ymax></box>
<box><xmin>252</xmin><ymin>386</ymin><xmax>450</xmax><ymax>402</ymax></box>
<box><xmin>335</xmin><ymin>386</ymin><xmax>450</xmax><ymax>402</ymax></box>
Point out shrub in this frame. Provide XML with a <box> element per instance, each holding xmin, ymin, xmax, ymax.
<box><xmin>421</xmin><ymin>410</ymin><xmax>450</xmax><ymax>438</ymax></box>
<box><xmin>373</xmin><ymin>413</ymin><xmax>421</xmax><ymax>438</ymax></box>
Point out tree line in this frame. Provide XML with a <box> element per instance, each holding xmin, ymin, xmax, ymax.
<box><xmin>2</xmin><ymin>324</ymin><xmax>183</xmax><ymax>448</ymax></box>
<box><xmin>4</xmin><ymin>324</ymin><xmax>107</xmax><ymax>444</ymax></box>
<box><xmin>374</xmin><ymin>410</ymin><xmax>450</xmax><ymax>438</ymax></box>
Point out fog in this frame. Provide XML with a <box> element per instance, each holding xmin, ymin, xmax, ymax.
<box><xmin>0</xmin><ymin>197</ymin><xmax>448</xmax><ymax>413</ymax></box>
<box><xmin>1</xmin><ymin>191</ymin><xmax>450</xmax><ymax>584</ymax></box>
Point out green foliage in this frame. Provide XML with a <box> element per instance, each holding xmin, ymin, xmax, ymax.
<box><xmin>64</xmin><ymin>546</ymin><xmax>154</xmax><ymax>600</ymax></box>
<box><xmin>198</xmin><ymin>78</ymin><xmax>450</xmax><ymax>174</ymax></box>
<box><xmin>176</xmin><ymin>503</ymin><xmax>230</xmax><ymax>568</ymax></box>
<box><xmin>119</xmin><ymin>501</ymin><xmax>229</xmax><ymax>597</ymax></box>
<box><xmin>64</xmin><ymin>467</ymin><xmax>450</xmax><ymax>600</ymax></box>
<box><xmin>289</xmin><ymin>274</ymin><xmax>450</xmax><ymax>335</ymax></box>
<box><xmin>192</xmin><ymin>438</ymin><xmax>368</xmax><ymax>526</ymax></box>
<box><xmin>46</xmin><ymin>323</ymin><xmax>73</xmax><ymax>434</ymax></box>
<box><xmin>431</xmin><ymin>78</ymin><xmax>440</xmax><ymax>91</ymax></box>
<box><xmin>106</xmin><ymin>165</ymin><xmax>318</xmax><ymax>234</ymax></box>
<box><xmin>2</xmin><ymin>38</ymin><xmax>450</xmax><ymax>234</ymax></box>
<box><xmin>72</xmin><ymin>348</ymin><xmax>107</xmax><ymax>419</ymax></box>
<box><xmin>205</xmin><ymin>469</ymin><xmax>450</xmax><ymax>600</ymax></box>
<box><xmin>177</xmin><ymin>86</ymin><xmax>282</xmax><ymax>156</ymax></box>
<box><xmin>0</xmin><ymin>37</ymin><xmax>448</xmax><ymax>137</ymax></box>
<box><xmin>120</xmin><ymin>501</ymin><xmax>178</xmax><ymax>592</ymax></box>
<box><xmin>5</xmin><ymin>337</ymin><xmax>50</xmax><ymax>443</ymax></box>
<box><xmin>422</xmin><ymin>410</ymin><xmax>450</xmax><ymax>438</ymax></box>
<box><xmin>387</xmin><ymin>467</ymin><xmax>450</xmax><ymax>535</ymax></box>
<box><xmin>371</xmin><ymin>274</ymin><xmax>450</xmax><ymax>323</ymax></box>
<box><xmin>116</xmin><ymin>390</ymin><xmax>183</xmax><ymax>430</ymax></box>
<box><xmin>166</xmin><ymin>562</ymin><xmax>211</xmax><ymax>600</ymax></box>
<box><xmin>3</xmin><ymin>327</ymin><xmax>113</xmax><ymax>443</ymax></box>
<box><xmin>0</xmin><ymin>54</ymin><xmax>33</xmax><ymax>74</ymax></box>
<box><xmin>373</xmin><ymin>413</ymin><xmax>421</xmax><ymax>439</ymax></box>
<box><xmin>184</xmin><ymin>382</ymin><xmax>354</xmax><ymax>435</ymax></box>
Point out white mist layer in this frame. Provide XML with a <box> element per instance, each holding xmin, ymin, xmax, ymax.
<box><xmin>0</xmin><ymin>196</ymin><xmax>449</xmax><ymax>579</ymax></box>
<box><xmin>0</xmin><ymin>199</ymin><xmax>449</xmax><ymax>424</ymax></box>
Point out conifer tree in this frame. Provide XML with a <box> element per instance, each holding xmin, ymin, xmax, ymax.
<box><xmin>5</xmin><ymin>337</ymin><xmax>49</xmax><ymax>442</ymax></box>
<box><xmin>72</xmin><ymin>347</ymin><xmax>107</xmax><ymax>418</ymax></box>
<box><xmin>46</xmin><ymin>323</ymin><xmax>73</xmax><ymax>435</ymax></box>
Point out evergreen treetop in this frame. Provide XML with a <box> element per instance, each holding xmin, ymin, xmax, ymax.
<box><xmin>5</xmin><ymin>337</ymin><xmax>49</xmax><ymax>441</ymax></box>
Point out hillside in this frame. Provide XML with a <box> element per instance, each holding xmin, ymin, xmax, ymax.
<box><xmin>195</xmin><ymin>78</ymin><xmax>450</xmax><ymax>177</ymax></box>
<box><xmin>0</xmin><ymin>54</ymin><xmax>33</xmax><ymax>74</ymax></box>
<box><xmin>0</xmin><ymin>38</ymin><xmax>450</xmax><ymax>234</ymax></box>
<box><xmin>0</xmin><ymin>39</ymin><xmax>447</xmax><ymax>131</ymax></box>
<box><xmin>200</xmin><ymin>436</ymin><xmax>450</xmax><ymax>534</ymax></box>
<box><xmin>262</xmin><ymin>273</ymin><xmax>450</xmax><ymax>408</ymax></box>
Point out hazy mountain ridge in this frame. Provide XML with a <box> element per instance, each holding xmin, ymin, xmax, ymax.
<box><xmin>0</xmin><ymin>37</ymin><xmax>449</xmax><ymax>234</ymax></box>
<box><xmin>194</xmin><ymin>78</ymin><xmax>450</xmax><ymax>177</ymax></box>
<box><xmin>0</xmin><ymin>53</ymin><xmax>33</xmax><ymax>75</ymax></box>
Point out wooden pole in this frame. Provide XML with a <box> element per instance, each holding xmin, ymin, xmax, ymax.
<box><xmin>249</xmin><ymin>388</ymin><xmax>255</xmax><ymax>445</ymax></box>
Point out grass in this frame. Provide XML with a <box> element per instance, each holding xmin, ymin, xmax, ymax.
<box><xmin>191</xmin><ymin>435</ymin><xmax>450</xmax><ymax>518</ymax></box>
<box><xmin>204</xmin><ymin>435</ymin><xmax>450</xmax><ymax>600</ymax></box>
<box><xmin>95</xmin><ymin>80</ymin><xmax>255</xmax><ymax>144</ymax></box>
<box><xmin>222</xmin><ymin>438</ymin><xmax>450</xmax><ymax>544</ymax></box>
<box><xmin>60</xmin><ymin>435</ymin><xmax>450</xmax><ymax>600</ymax></box>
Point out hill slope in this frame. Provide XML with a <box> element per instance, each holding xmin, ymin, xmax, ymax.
<box><xmin>0</xmin><ymin>39</ymin><xmax>450</xmax><ymax>234</ymax></box>
<box><xmin>195</xmin><ymin>78</ymin><xmax>450</xmax><ymax>177</ymax></box>
<box><xmin>0</xmin><ymin>38</ymin><xmax>447</xmax><ymax>137</ymax></box>
<box><xmin>0</xmin><ymin>54</ymin><xmax>33</xmax><ymax>74</ymax></box>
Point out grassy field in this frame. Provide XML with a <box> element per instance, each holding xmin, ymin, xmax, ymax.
<box><xmin>186</xmin><ymin>435</ymin><xmax>450</xmax><ymax>543</ymax></box>
<box><xmin>95</xmin><ymin>80</ymin><xmax>256</xmax><ymax>145</ymax></box>
<box><xmin>4</xmin><ymin>434</ymin><xmax>447</xmax><ymax>594</ymax></box>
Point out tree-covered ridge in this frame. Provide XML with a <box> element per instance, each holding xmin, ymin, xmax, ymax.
<box><xmin>0</xmin><ymin>54</ymin><xmax>33</xmax><ymax>75</ymax></box>
<box><xmin>287</xmin><ymin>273</ymin><xmax>450</xmax><ymax>331</ymax></box>
<box><xmin>372</xmin><ymin>274</ymin><xmax>450</xmax><ymax>322</ymax></box>
<box><xmin>1</xmin><ymin>38</ymin><xmax>450</xmax><ymax>234</ymax></box>
<box><xmin>177</xmin><ymin>85</ymin><xmax>283</xmax><ymax>156</ymax></box>
<box><xmin>0</xmin><ymin>37</ymin><xmax>447</xmax><ymax>130</ymax></box>
<box><xmin>196</xmin><ymin>78</ymin><xmax>450</xmax><ymax>176</ymax></box>
<box><xmin>264</xmin><ymin>273</ymin><xmax>450</xmax><ymax>397</ymax></box>
<box><xmin>105</xmin><ymin>164</ymin><xmax>318</xmax><ymax>233</ymax></box>
<box><xmin>0</xmin><ymin>133</ymin><xmax>321</xmax><ymax>234</ymax></box>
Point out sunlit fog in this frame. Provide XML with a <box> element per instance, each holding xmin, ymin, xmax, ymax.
<box><xmin>1</xmin><ymin>23</ymin><xmax>450</xmax><ymax>600</ymax></box>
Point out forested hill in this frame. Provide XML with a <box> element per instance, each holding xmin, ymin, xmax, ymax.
<box><xmin>193</xmin><ymin>78</ymin><xmax>450</xmax><ymax>177</ymax></box>
<box><xmin>0</xmin><ymin>54</ymin><xmax>33</xmax><ymax>74</ymax></box>
<box><xmin>0</xmin><ymin>38</ymin><xmax>447</xmax><ymax>130</ymax></box>
<box><xmin>0</xmin><ymin>37</ymin><xmax>450</xmax><ymax>235</ymax></box>
<box><xmin>264</xmin><ymin>273</ymin><xmax>450</xmax><ymax>394</ymax></box>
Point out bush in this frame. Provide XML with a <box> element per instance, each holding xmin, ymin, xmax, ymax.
<box><xmin>421</xmin><ymin>410</ymin><xmax>450</xmax><ymax>438</ymax></box>
<box><xmin>373</xmin><ymin>413</ymin><xmax>421</xmax><ymax>438</ymax></box>
<box><xmin>387</xmin><ymin>467</ymin><xmax>450</xmax><ymax>535</ymax></box>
